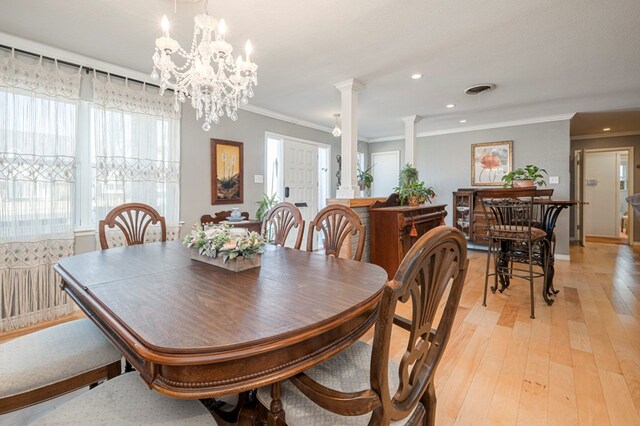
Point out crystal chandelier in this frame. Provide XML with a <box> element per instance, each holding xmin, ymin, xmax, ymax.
<box><xmin>332</xmin><ymin>113</ymin><xmax>342</xmax><ymax>138</ymax></box>
<box><xmin>151</xmin><ymin>3</ymin><xmax>258</xmax><ymax>131</ymax></box>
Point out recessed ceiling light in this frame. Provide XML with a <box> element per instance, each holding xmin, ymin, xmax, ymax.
<box><xmin>446</xmin><ymin>104</ymin><xmax>455</xmax><ymax>108</ymax></box>
<box><xmin>603</xmin><ymin>127</ymin><xmax>611</xmax><ymax>131</ymax></box>
<box><xmin>459</xmin><ymin>119</ymin><xmax>467</xmax><ymax>123</ymax></box>
<box><xmin>411</xmin><ymin>73</ymin><xmax>422</xmax><ymax>80</ymax></box>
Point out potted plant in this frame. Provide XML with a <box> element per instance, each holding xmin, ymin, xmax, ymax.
<box><xmin>394</xmin><ymin>164</ymin><xmax>436</xmax><ymax>206</ymax></box>
<box><xmin>256</xmin><ymin>192</ymin><xmax>279</xmax><ymax>221</ymax></box>
<box><xmin>502</xmin><ymin>164</ymin><xmax>547</xmax><ymax>188</ymax></box>
<box><xmin>357</xmin><ymin>164</ymin><xmax>374</xmax><ymax>195</ymax></box>
<box><xmin>398</xmin><ymin>163</ymin><xmax>419</xmax><ymax>187</ymax></box>
<box><xmin>183</xmin><ymin>224</ymin><xmax>266</xmax><ymax>272</ymax></box>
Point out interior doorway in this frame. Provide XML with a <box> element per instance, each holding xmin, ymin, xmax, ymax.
<box><xmin>370</xmin><ymin>151</ymin><xmax>400</xmax><ymax>198</ymax></box>
<box><xmin>265</xmin><ymin>133</ymin><xmax>331</xmax><ymax>241</ymax></box>
<box><xmin>581</xmin><ymin>148</ymin><xmax>633</xmax><ymax>244</ymax></box>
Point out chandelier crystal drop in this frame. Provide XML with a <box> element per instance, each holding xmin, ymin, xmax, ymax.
<box><xmin>151</xmin><ymin>9</ymin><xmax>258</xmax><ymax>131</ymax></box>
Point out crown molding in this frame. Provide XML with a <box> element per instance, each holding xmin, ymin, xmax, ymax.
<box><xmin>0</xmin><ymin>31</ymin><xmax>154</xmax><ymax>84</ymax></box>
<box><xmin>0</xmin><ymin>31</ymin><xmax>355</xmax><ymax>139</ymax></box>
<box><xmin>334</xmin><ymin>78</ymin><xmax>366</xmax><ymax>93</ymax></box>
<box><xmin>368</xmin><ymin>113</ymin><xmax>576</xmax><ymax>143</ymax></box>
<box><xmin>570</xmin><ymin>130</ymin><xmax>640</xmax><ymax>140</ymax></box>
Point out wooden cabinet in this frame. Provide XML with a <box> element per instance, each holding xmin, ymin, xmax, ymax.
<box><xmin>452</xmin><ymin>189</ymin><xmax>489</xmax><ymax>245</ymax></box>
<box><xmin>369</xmin><ymin>195</ymin><xmax>447</xmax><ymax>278</ymax></box>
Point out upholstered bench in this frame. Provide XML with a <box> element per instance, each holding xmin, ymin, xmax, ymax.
<box><xmin>0</xmin><ymin>319</ymin><xmax>122</xmax><ymax>414</ymax></box>
<box><xmin>32</xmin><ymin>373</ymin><xmax>214</xmax><ymax>425</ymax></box>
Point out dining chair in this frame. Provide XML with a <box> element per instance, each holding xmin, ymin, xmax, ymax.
<box><xmin>99</xmin><ymin>203</ymin><xmax>166</xmax><ymax>250</ymax></box>
<box><xmin>306</xmin><ymin>204</ymin><xmax>366</xmax><ymax>261</ymax></box>
<box><xmin>261</xmin><ymin>202</ymin><xmax>305</xmax><ymax>249</ymax></box>
<box><xmin>254</xmin><ymin>226</ymin><xmax>468</xmax><ymax>425</ymax></box>
<box><xmin>477</xmin><ymin>188</ymin><xmax>550</xmax><ymax>319</ymax></box>
<box><xmin>31</xmin><ymin>373</ymin><xmax>214</xmax><ymax>425</ymax></box>
<box><xmin>0</xmin><ymin>319</ymin><xmax>122</xmax><ymax>414</ymax></box>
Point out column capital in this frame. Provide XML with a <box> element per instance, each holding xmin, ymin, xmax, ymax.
<box><xmin>401</xmin><ymin>115</ymin><xmax>422</xmax><ymax>124</ymax></box>
<box><xmin>334</xmin><ymin>78</ymin><xmax>366</xmax><ymax>93</ymax></box>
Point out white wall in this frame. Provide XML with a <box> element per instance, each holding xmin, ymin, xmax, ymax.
<box><xmin>180</xmin><ymin>103</ymin><xmax>370</xmax><ymax>237</ymax></box>
<box><xmin>368</xmin><ymin>120</ymin><xmax>572</xmax><ymax>255</ymax></box>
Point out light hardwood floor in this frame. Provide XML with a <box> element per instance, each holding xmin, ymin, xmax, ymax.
<box><xmin>2</xmin><ymin>242</ymin><xmax>639</xmax><ymax>425</ymax></box>
<box><xmin>361</xmin><ymin>242</ymin><xmax>640</xmax><ymax>425</ymax></box>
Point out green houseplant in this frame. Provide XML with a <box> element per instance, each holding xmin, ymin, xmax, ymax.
<box><xmin>256</xmin><ymin>193</ymin><xmax>279</xmax><ymax>221</ymax></box>
<box><xmin>357</xmin><ymin>164</ymin><xmax>374</xmax><ymax>194</ymax></box>
<box><xmin>502</xmin><ymin>164</ymin><xmax>547</xmax><ymax>188</ymax></box>
<box><xmin>394</xmin><ymin>164</ymin><xmax>436</xmax><ymax>206</ymax></box>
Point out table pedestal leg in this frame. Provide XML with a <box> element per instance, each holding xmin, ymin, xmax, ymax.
<box><xmin>542</xmin><ymin>243</ymin><xmax>555</xmax><ymax>306</ymax></box>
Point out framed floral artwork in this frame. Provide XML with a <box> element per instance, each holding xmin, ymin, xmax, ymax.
<box><xmin>471</xmin><ymin>140</ymin><xmax>512</xmax><ymax>186</ymax></box>
<box><xmin>211</xmin><ymin>139</ymin><xmax>244</xmax><ymax>204</ymax></box>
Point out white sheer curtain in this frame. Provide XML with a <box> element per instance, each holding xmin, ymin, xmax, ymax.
<box><xmin>0</xmin><ymin>51</ymin><xmax>81</xmax><ymax>331</ymax></box>
<box><xmin>91</xmin><ymin>75</ymin><xmax>181</xmax><ymax>246</ymax></box>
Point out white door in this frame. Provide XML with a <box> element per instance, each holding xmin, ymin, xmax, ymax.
<box><xmin>584</xmin><ymin>151</ymin><xmax>619</xmax><ymax>238</ymax></box>
<box><xmin>371</xmin><ymin>151</ymin><xmax>400</xmax><ymax>197</ymax></box>
<box><xmin>283</xmin><ymin>139</ymin><xmax>318</xmax><ymax>233</ymax></box>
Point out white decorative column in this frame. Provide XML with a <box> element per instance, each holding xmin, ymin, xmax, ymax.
<box><xmin>402</xmin><ymin>115</ymin><xmax>421</xmax><ymax>165</ymax></box>
<box><xmin>335</xmin><ymin>78</ymin><xmax>366</xmax><ymax>198</ymax></box>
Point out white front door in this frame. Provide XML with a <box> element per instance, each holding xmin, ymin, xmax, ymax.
<box><xmin>371</xmin><ymin>151</ymin><xmax>400</xmax><ymax>197</ymax></box>
<box><xmin>283</xmin><ymin>139</ymin><xmax>318</xmax><ymax>234</ymax></box>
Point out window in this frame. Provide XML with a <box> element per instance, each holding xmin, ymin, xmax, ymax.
<box><xmin>0</xmin><ymin>88</ymin><xmax>78</xmax><ymax>242</ymax></box>
<box><xmin>88</xmin><ymin>103</ymin><xmax>180</xmax><ymax>227</ymax></box>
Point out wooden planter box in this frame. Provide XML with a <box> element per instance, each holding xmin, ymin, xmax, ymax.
<box><xmin>190</xmin><ymin>249</ymin><xmax>261</xmax><ymax>272</ymax></box>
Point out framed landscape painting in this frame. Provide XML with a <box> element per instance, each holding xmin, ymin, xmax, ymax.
<box><xmin>211</xmin><ymin>139</ymin><xmax>243</xmax><ymax>204</ymax></box>
<box><xmin>471</xmin><ymin>140</ymin><xmax>512</xmax><ymax>186</ymax></box>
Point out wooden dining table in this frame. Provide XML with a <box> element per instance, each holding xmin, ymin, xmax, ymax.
<box><xmin>54</xmin><ymin>242</ymin><xmax>388</xmax><ymax>404</ymax></box>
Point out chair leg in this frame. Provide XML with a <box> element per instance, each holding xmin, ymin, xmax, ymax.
<box><xmin>420</xmin><ymin>381</ymin><xmax>437</xmax><ymax>426</ymax></box>
<box><xmin>267</xmin><ymin>382</ymin><xmax>285</xmax><ymax>426</ymax></box>
<box><xmin>528</xmin><ymin>242</ymin><xmax>535</xmax><ymax>319</ymax></box>
<box><xmin>492</xmin><ymin>243</ymin><xmax>499</xmax><ymax>294</ymax></box>
<box><xmin>483</xmin><ymin>241</ymin><xmax>492</xmax><ymax>307</ymax></box>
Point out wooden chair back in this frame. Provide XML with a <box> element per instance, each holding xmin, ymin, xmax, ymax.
<box><xmin>261</xmin><ymin>202</ymin><xmax>305</xmax><ymax>249</ymax></box>
<box><xmin>369</xmin><ymin>226</ymin><xmax>468</xmax><ymax>423</ymax></box>
<box><xmin>201</xmin><ymin>210</ymin><xmax>249</xmax><ymax>227</ymax></box>
<box><xmin>477</xmin><ymin>188</ymin><xmax>537</xmax><ymax>242</ymax></box>
<box><xmin>306</xmin><ymin>205</ymin><xmax>365</xmax><ymax>261</ymax></box>
<box><xmin>99</xmin><ymin>203</ymin><xmax>166</xmax><ymax>250</ymax></box>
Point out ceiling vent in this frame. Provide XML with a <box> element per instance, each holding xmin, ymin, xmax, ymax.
<box><xmin>465</xmin><ymin>83</ymin><xmax>496</xmax><ymax>95</ymax></box>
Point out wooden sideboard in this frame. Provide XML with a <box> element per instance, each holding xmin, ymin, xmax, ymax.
<box><xmin>369</xmin><ymin>194</ymin><xmax>447</xmax><ymax>278</ymax></box>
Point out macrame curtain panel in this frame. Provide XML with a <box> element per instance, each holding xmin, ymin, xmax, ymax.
<box><xmin>91</xmin><ymin>73</ymin><xmax>181</xmax><ymax>234</ymax></box>
<box><xmin>0</xmin><ymin>50</ymin><xmax>81</xmax><ymax>332</ymax></box>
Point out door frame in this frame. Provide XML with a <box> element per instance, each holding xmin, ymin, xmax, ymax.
<box><xmin>582</xmin><ymin>146</ymin><xmax>635</xmax><ymax>245</ymax></box>
<box><xmin>370</xmin><ymin>150</ymin><xmax>400</xmax><ymax>198</ymax></box>
<box><xmin>264</xmin><ymin>131</ymin><xmax>331</xmax><ymax>208</ymax></box>
<box><xmin>574</xmin><ymin>149</ymin><xmax>585</xmax><ymax>246</ymax></box>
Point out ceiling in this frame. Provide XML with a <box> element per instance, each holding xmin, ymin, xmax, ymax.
<box><xmin>571</xmin><ymin>111</ymin><xmax>640</xmax><ymax>136</ymax></box>
<box><xmin>1</xmin><ymin>0</ymin><xmax>640</xmax><ymax>139</ymax></box>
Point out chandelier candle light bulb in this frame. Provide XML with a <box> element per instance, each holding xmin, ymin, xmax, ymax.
<box><xmin>151</xmin><ymin>7</ymin><xmax>258</xmax><ymax>130</ymax></box>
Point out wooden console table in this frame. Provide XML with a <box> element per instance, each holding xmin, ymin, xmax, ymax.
<box><xmin>369</xmin><ymin>194</ymin><xmax>447</xmax><ymax>277</ymax></box>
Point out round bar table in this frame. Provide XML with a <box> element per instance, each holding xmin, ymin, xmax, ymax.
<box><xmin>55</xmin><ymin>243</ymin><xmax>387</xmax><ymax>403</ymax></box>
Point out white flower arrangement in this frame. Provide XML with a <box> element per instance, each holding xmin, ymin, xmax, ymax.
<box><xmin>183</xmin><ymin>223</ymin><xmax>266</xmax><ymax>263</ymax></box>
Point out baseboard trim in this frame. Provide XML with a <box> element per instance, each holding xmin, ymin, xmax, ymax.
<box><xmin>555</xmin><ymin>254</ymin><xmax>570</xmax><ymax>261</ymax></box>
